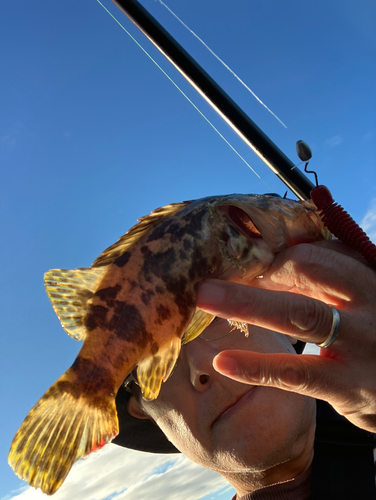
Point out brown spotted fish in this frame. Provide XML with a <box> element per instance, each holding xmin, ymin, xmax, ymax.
<box><xmin>8</xmin><ymin>194</ymin><xmax>330</xmax><ymax>494</ymax></box>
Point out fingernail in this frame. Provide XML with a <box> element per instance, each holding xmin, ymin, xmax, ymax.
<box><xmin>213</xmin><ymin>353</ymin><xmax>237</xmax><ymax>375</ymax></box>
<box><xmin>197</xmin><ymin>281</ymin><xmax>226</xmax><ymax>307</ymax></box>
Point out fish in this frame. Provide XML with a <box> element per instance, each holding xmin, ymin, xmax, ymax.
<box><xmin>8</xmin><ymin>194</ymin><xmax>330</xmax><ymax>495</ymax></box>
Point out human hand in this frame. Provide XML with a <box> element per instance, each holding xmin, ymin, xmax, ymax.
<box><xmin>196</xmin><ymin>242</ymin><xmax>376</xmax><ymax>433</ymax></box>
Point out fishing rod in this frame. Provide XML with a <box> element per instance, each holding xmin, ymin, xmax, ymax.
<box><xmin>111</xmin><ymin>0</ymin><xmax>314</xmax><ymax>200</ymax></box>
<box><xmin>109</xmin><ymin>0</ymin><xmax>376</xmax><ymax>265</ymax></box>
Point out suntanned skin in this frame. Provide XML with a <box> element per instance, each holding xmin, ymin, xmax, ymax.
<box><xmin>128</xmin><ymin>319</ymin><xmax>316</xmax><ymax>496</ymax></box>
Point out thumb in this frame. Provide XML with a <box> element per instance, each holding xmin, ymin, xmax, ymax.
<box><xmin>213</xmin><ymin>350</ymin><xmax>343</xmax><ymax>400</ymax></box>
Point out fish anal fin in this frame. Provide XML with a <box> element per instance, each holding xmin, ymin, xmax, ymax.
<box><xmin>44</xmin><ymin>267</ymin><xmax>107</xmax><ymax>341</ymax></box>
<box><xmin>183</xmin><ymin>308</ymin><xmax>216</xmax><ymax>344</ymax></box>
<box><xmin>8</xmin><ymin>371</ymin><xmax>118</xmax><ymax>495</ymax></box>
<box><xmin>92</xmin><ymin>201</ymin><xmax>191</xmax><ymax>268</ymax></box>
<box><xmin>137</xmin><ymin>337</ymin><xmax>182</xmax><ymax>401</ymax></box>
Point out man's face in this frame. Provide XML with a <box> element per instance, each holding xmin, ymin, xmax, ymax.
<box><xmin>131</xmin><ymin>319</ymin><xmax>316</xmax><ymax>479</ymax></box>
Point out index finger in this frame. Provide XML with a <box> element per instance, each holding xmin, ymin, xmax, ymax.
<box><xmin>196</xmin><ymin>279</ymin><xmax>347</xmax><ymax>347</ymax></box>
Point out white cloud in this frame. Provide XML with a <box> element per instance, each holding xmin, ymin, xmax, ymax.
<box><xmin>4</xmin><ymin>445</ymin><xmax>232</xmax><ymax>500</ymax></box>
<box><xmin>360</xmin><ymin>198</ymin><xmax>376</xmax><ymax>242</ymax></box>
<box><xmin>325</xmin><ymin>135</ymin><xmax>342</xmax><ymax>147</ymax></box>
<box><xmin>116</xmin><ymin>456</ymin><xmax>232</xmax><ymax>500</ymax></box>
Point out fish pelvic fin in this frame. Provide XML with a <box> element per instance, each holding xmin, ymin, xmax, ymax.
<box><xmin>92</xmin><ymin>201</ymin><xmax>191</xmax><ymax>268</ymax></box>
<box><xmin>8</xmin><ymin>372</ymin><xmax>118</xmax><ymax>495</ymax></box>
<box><xmin>137</xmin><ymin>336</ymin><xmax>182</xmax><ymax>401</ymax></box>
<box><xmin>44</xmin><ymin>267</ymin><xmax>107</xmax><ymax>341</ymax></box>
<box><xmin>183</xmin><ymin>308</ymin><xmax>216</xmax><ymax>344</ymax></box>
<box><xmin>137</xmin><ymin>310</ymin><xmax>215</xmax><ymax>400</ymax></box>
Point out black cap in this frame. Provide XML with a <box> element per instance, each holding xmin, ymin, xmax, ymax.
<box><xmin>113</xmin><ymin>384</ymin><xmax>179</xmax><ymax>453</ymax></box>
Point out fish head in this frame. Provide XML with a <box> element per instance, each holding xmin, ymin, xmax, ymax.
<box><xmin>208</xmin><ymin>194</ymin><xmax>330</xmax><ymax>283</ymax></box>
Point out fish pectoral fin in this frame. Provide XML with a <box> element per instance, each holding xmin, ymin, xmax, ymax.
<box><xmin>44</xmin><ymin>267</ymin><xmax>108</xmax><ymax>341</ymax></box>
<box><xmin>8</xmin><ymin>370</ymin><xmax>118</xmax><ymax>495</ymax></box>
<box><xmin>183</xmin><ymin>308</ymin><xmax>216</xmax><ymax>344</ymax></box>
<box><xmin>137</xmin><ymin>336</ymin><xmax>182</xmax><ymax>401</ymax></box>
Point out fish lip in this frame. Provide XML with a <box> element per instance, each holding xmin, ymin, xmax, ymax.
<box><xmin>211</xmin><ymin>387</ymin><xmax>257</xmax><ymax>427</ymax></box>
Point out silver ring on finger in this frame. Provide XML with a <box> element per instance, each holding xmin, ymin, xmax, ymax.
<box><xmin>316</xmin><ymin>306</ymin><xmax>341</xmax><ymax>348</ymax></box>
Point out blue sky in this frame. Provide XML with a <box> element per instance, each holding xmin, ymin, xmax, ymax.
<box><xmin>1</xmin><ymin>0</ymin><xmax>375</xmax><ymax>498</ymax></box>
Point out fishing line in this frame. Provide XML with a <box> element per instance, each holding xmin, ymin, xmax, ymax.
<box><xmin>97</xmin><ymin>0</ymin><xmax>272</xmax><ymax>189</ymax></box>
<box><xmin>157</xmin><ymin>0</ymin><xmax>288</xmax><ymax>130</ymax></box>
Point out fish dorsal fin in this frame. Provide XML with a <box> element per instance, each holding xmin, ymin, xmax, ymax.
<box><xmin>92</xmin><ymin>201</ymin><xmax>191</xmax><ymax>268</ymax></box>
<box><xmin>137</xmin><ymin>336</ymin><xmax>182</xmax><ymax>401</ymax></box>
<box><xmin>44</xmin><ymin>267</ymin><xmax>107</xmax><ymax>341</ymax></box>
<box><xmin>183</xmin><ymin>308</ymin><xmax>216</xmax><ymax>344</ymax></box>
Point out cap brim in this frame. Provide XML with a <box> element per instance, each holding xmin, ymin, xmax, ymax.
<box><xmin>113</xmin><ymin>385</ymin><xmax>180</xmax><ymax>454</ymax></box>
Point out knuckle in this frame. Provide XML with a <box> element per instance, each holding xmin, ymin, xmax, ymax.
<box><xmin>292</xmin><ymin>243</ymin><xmax>334</xmax><ymax>269</ymax></box>
<box><xmin>279</xmin><ymin>358</ymin><xmax>308</xmax><ymax>390</ymax></box>
<box><xmin>279</xmin><ymin>356</ymin><xmax>322</xmax><ymax>394</ymax></box>
<box><xmin>288</xmin><ymin>299</ymin><xmax>327</xmax><ymax>335</ymax></box>
<box><xmin>291</xmin><ymin>243</ymin><xmax>317</xmax><ymax>264</ymax></box>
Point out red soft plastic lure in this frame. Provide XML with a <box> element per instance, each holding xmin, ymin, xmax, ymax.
<box><xmin>296</xmin><ymin>140</ymin><xmax>376</xmax><ymax>268</ymax></box>
<box><xmin>310</xmin><ymin>185</ymin><xmax>376</xmax><ymax>268</ymax></box>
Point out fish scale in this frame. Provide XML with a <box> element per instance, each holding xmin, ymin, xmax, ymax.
<box><xmin>9</xmin><ymin>194</ymin><xmax>330</xmax><ymax>495</ymax></box>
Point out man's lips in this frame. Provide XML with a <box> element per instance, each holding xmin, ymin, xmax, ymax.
<box><xmin>212</xmin><ymin>387</ymin><xmax>257</xmax><ymax>426</ymax></box>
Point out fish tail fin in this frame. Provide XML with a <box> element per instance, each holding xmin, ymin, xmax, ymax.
<box><xmin>8</xmin><ymin>370</ymin><xmax>118</xmax><ymax>495</ymax></box>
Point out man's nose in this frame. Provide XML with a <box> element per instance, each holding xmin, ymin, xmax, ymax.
<box><xmin>182</xmin><ymin>339</ymin><xmax>221</xmax><ymax>392</ymax></box>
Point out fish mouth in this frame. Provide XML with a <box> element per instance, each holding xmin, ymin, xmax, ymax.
<box><xmin>219</xmin><ymin>205</ymin><xmax>262</xmax><ymax>240</ymax></box>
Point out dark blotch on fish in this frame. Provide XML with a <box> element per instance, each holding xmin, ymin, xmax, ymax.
<box><xmin>166</xmin><ymin>276</ymin><xmax>194</xmax><ymax>323</ymax></box>
<box><xmin>141</xmin><ymin>289</ymin><xmax>154</xmax><ymax>305</ymax></box>
<box><xmin>85</xmin><ymin>305</ymin><xmax>108</xmax><ymax>331</ymax></box>
<box><xmin>146</xmin><ymin>219</ymin><xmax>173</xmax><ymax>243</ymax></box>
<box><xmin>156</xmin><ymin>304</ymin><xmax>172</xmax><ymax>323</ymax></box>
<box><xmin>112</xmin><ymin>304</ymin><xmax>152</xmax><ymax>350</ymax></box>
<box><xmin>95</xmin><ymin>285</ymin><xmax>122</xmax><ymax>306</ymax></box>
<box><xmin>127</xmin><ymin>279</ymin><xmax>138</xmax><ymax>291</ymax></box>
<box><xmin>141</xmin><ymin>248</ymin><xmax>177</xmax><ymax>281</ymax></box>
<box><xmin>147</xmin><ymin>209</ymin><xmax>205</xmax><ymax>244</ymax></box>
<box><xmin>114</xmin><ymin>252</ymin><xmax>131</xmax><ymax>268</ymax></box>
<box><xmin>183</xmin><ymin>239</ymin><xmax>192</xmax><ymax>251</ymax></box>
<box><xmin>71</xmin><ymin>357</ymin><xmax>114</xmax><ymax>392</ymax></box>
<box><xmin>179</xmin><ymin>249</ymin><xmax>188</xmax><ymax>261</ymax></box>
<box><xmin>188</xmin><ymin>248</ymin><xmax>210</xmax><ymax>281</ymax></box>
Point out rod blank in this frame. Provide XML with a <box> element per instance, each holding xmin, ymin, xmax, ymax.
<box><xmin>111</xmin><ymin>0</ymin><xmax>314</xmax><ymax>200</ymax></box>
